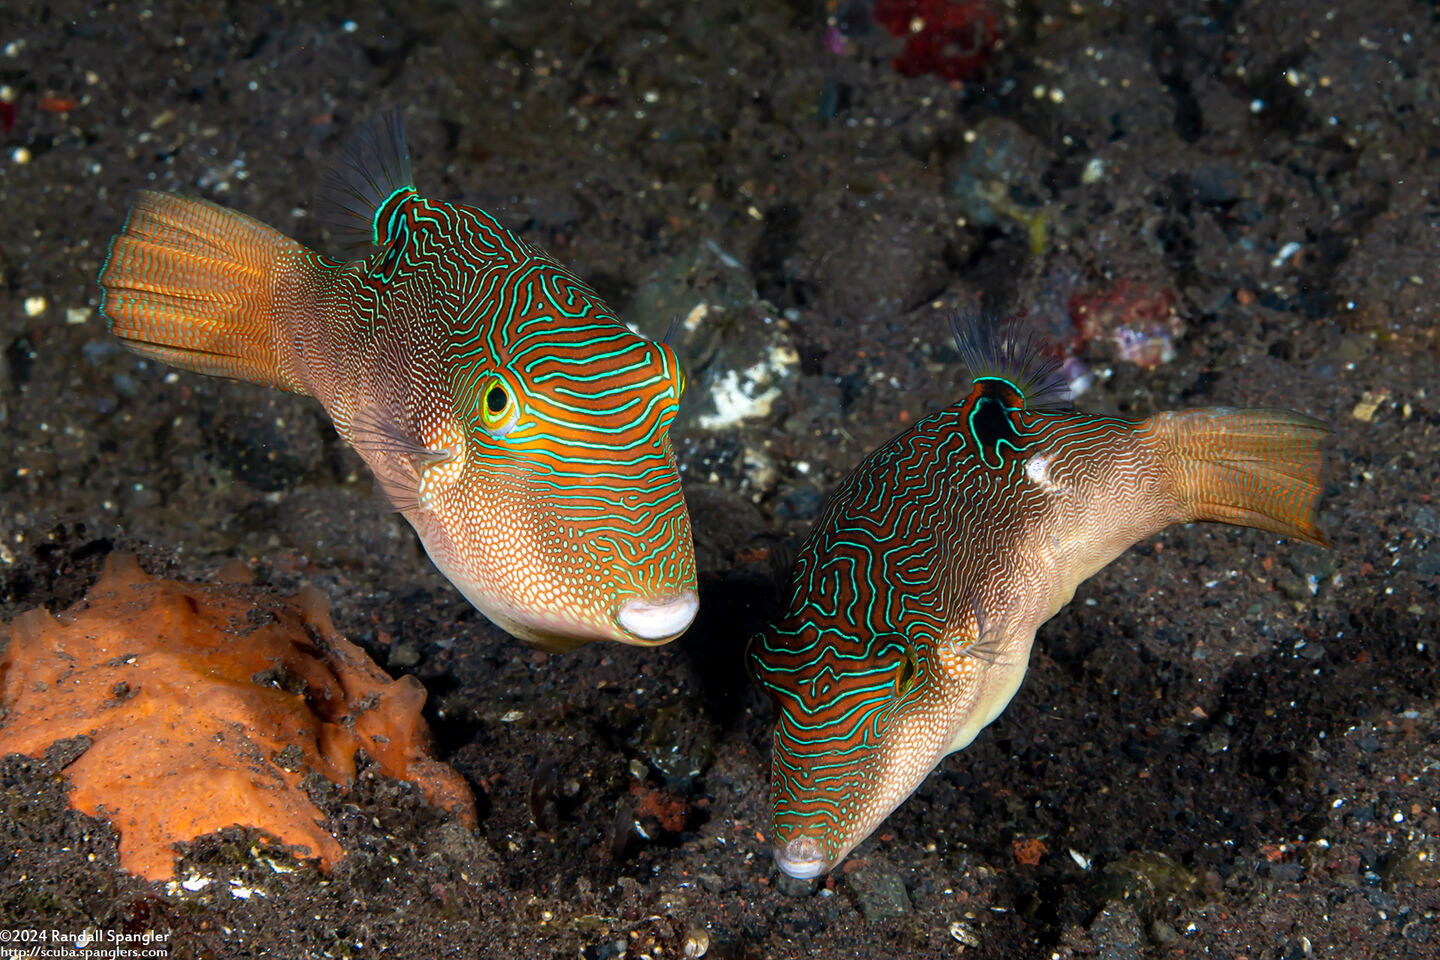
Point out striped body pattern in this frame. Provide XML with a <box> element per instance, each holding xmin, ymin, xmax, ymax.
<box><xmin>751</xmin><ymin>318</ymin><xmax>1327</xmax><ymax>878</ymax></box>
<box><xmin>98</xmin><ymin>112</ymin><xmax>697</xmax><ymax>651</ymax></box>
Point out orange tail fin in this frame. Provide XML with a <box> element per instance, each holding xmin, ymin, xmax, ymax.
<box><xmin>1153</xmin><ymin>408</ymin><xmax>1328</xmax><ymax>546</ymax></box>
<box><xmin>97</xmin><ymin>191</ymin><xmax>324</xmax><ymax>394</ymax></box>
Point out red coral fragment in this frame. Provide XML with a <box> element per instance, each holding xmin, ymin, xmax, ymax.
<box><xmin>1013</xmin><ymin>837</ymin><xmax>1048</xmax><ymax>866</ymax></box>
<box><xmin>874</xmin><ymin>0</ymin><xmax>1000</xmax><ymax>82</ymax></box>
<box><xmin>38</xmin><ymin>96</ymin><xmax>78</xmax><ymax>113</ymax></box>
<box><xmin>629</xmin><ymin>782</ymin><xmax>689</xmax><ymax>834</ymax></box>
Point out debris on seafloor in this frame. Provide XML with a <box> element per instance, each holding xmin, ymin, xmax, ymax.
<box><xmin>1012</xmin><ymin>261</ymin><xmax>1182</xmax><ymax>397</ymax></box>
<box><xmin>697</xmin><ymin>336</ymin><xmax>800</xmax><ymax>430</ymax></box>
<box><xmin>872</xmin><ymin>0</ymin><xmax>1001</xmax><ymax>83</ymax></box>
<box><xmin>948</xmin><ymin>117</ymin><xmax>1052</xmax><ymax>255</ymax></box>
<box><xmin>0</xmin><ymin>553</ymin><xmax>476</xmax><ymax>881</ymax></box>
<box><xmin>1352</xmin><ymin>387</ymin><xmax>1389</xmax><ymax>422</ymax></box>
<box><xmin>1068</xmin><ymin>278</ymin><xmax>1184</xmax><ymax>369</ymax></box>
<box><xmin>625</xmin><ymin>240</ymin><xmax>799</xmax><ymax>434</ymax></box>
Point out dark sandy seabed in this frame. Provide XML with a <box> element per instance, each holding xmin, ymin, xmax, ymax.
<box><xmin>1</xmin><ymin>1</ymin><xmax>1438</xmax><ymax>957</ymax></box>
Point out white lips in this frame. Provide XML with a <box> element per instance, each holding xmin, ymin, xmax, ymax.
<box><xmin>774</xmin><ymin>836</ymin><xmax>830</xmax><ymax>880</ymax></box>
<box><xmin>615</xmin><ymin>592</ymin><xmax>699</xmax><ymax>641</ymax></box>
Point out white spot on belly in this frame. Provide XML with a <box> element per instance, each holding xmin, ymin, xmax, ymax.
<box><xmin>1025</xmin><ymin>453</ymin><xmax>1061</xmax><ymax>493</ymax></box>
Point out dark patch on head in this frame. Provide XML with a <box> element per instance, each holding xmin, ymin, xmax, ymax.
<box><xmin>971</xmin><ymin>396</ymin><xmax>1018</xmax><ymax>450</ymax></box>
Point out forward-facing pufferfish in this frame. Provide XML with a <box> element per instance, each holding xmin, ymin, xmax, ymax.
<box><xmin>96</xmin><ymin>111</ymin><xmax>697</xmax><ymax>651</ymax></box>
<box><xmin>751</xmin><ymin>316</ymin><xmax>1327</xmax><ymax>878</ymax></box>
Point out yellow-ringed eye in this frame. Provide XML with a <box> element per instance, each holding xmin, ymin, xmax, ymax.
<box><xmin>480</xmin><ymin>375</ymin><xmax>520</xmax><ymax>436</ymax></box>
<box><xmin>895</xmin><ymin>644</ymin><xmax>919</xmax><ymax>698</ymax></box>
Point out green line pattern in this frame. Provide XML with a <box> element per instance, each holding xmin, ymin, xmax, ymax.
<box><xmin>247</xmin><ymin>189</ymin><xmax>697</xmax><ymax>649</ymax></box>
<box><xmin>751</xmin><ymin>380</ymin><xmax>1143</xmax><ymax>868</ymax></box>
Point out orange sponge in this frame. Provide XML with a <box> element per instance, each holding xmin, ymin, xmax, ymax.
<box><xmin>0</xmin><ymin>553</ymin><xmax>475</xmax><ymax>881</ymax></box>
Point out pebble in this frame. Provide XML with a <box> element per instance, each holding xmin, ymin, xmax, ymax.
<box><xmin>1351</xmin><ymin>388</ymin><xmax>1388</xmax><ymax>422</ymax></box>
<box><xmin>641</xmin><ymin>704</ymin><xmax>713</xmax><ymax>791</ymax></box>
<box><xmin>775</xmin><ymin>872</ymin><xmax>815</xmax><ymax>898</ymax></box>
<box><xmin>1096</xmin><ymin>852</ymin><xmax>1200</xmax><ymax>918</ymax></box>
<box><xmin>1193</xmin><ymin>163</ymin><xmax>1241</xmax><ymax>205</ymax></box>
<box><xmin>387</xmin><ymin>641</ymin><xmax>421</xmax><ymax>670</ymax></box>
<box><xmin>1265</xmin><ymin>861</ymin><xmax>1306</xmax><ymax>883</ymax></box>
<box><xmin>1086</xmin><ymin>902</ymin><xmax>1144</xmax><ymax>959</ymax></box>
<box><xmin>1276</xmin><ymin>572</ymin><xmax>1310</xmax><ymax>602</ymax></box>
<box><xmin>1413</xmin><ymin>506</ymin><xmax>1438</xmax><ymax>537</ymax></box>
<box><xmin>1150</xmin><ymin>920</ymin><xmax>1179</xmax><ymax>944</ymax></box>
<box><xmin>845</xmin><ymin>867</ymin><xmax>911</xmax><ymax>922</ymax></box>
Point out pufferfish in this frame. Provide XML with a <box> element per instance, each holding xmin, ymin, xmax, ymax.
<box><xmin>751</xmin><ymin>315</ymin><xmax>1327</xmax><ymax>878</ymax></box>
<box><xmin>96</xmin><ymin>110</ymin><xmax>697</xmax><ymax>651</ymax></box>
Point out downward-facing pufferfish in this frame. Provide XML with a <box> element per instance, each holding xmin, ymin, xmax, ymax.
<box><xmin>751</xmin><ymin>316</ymin><xmax>1327</xmax><ymax>879</ymax></box>
<box><xmin>97</xmin><ymin>111</ymin><xmax>696</xmax><ymax>651</ymax></box>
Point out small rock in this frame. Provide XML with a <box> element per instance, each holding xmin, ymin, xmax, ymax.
<box><xmin>1276</xmin><ymin>572</ymin><xmax>1310</xmax><ymax>602</ymax></box>
<box><xmin>1193</xmin><ymin>163</ymin><xmax>1241</xmax><ymax>205</ymax></box>
<box><xmin>1351</xmin><ymin>388</ymin><xmax>1388</xmax><ymax>422</ymax></box>
<box><xmin>1087</xmin><ymin>901</ymin><xmax>1145</xmax><ymax>960</ymax></box>
<box><xmin>1149</xmin><ymin>920</ymin><xmax>1180</xmax><ymax>944</ymax></box>
<box><xmin>1202</xmin><ymin>729</ymin><xmax>1230</xmax><ymax>755</ymax></box>
<box><xmin>640</xmin><ymin>704</ymin><xmax>714</xmax><ymax>792</ymax></box>
<box><xmin>1413</xmin><ymin>506</ymin><xmax>1439</xmax><ymax>537</ymax></box>
<box><xmin>846</xmin><ymin>867</ymin><xmax>911</xmax><ymax>922</ymax></box>
<box><xmin>387</xmin><ymin>641</ymin><xmax>421</xmax><ymax>670</ymax></box>
<box><xmin>1095</xmin><ymin>852</ymin><xmax>1200</xmax><ymax>921</ymax></box>
<box><xmin>776</xmin><ymin>872</ymin><xmax>816</xmax><ymax>898</ymax></box>
<box><xmin>1266</xmin><ymin>861</ymin><xmax>1306</xmax><ymax>883</ymax></box>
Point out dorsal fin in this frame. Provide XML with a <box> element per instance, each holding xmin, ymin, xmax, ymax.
<box><xmin>315</xmin><ymin>109</ymin><xmax>416</xmax><ymax>251</ymax></box>
<box><xmin>949</xmin><ymin>313</ymin><xmax>1072</xmax><ymax>411</ymax></box>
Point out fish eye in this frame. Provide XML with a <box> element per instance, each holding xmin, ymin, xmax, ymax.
<box><xmin>895</xmin><ymin>644</ymin><xmax>920</xmax><ymax>698</ymax></box>
<box><xmin>486</xmin><ymin>384</ymin><xmax>507</xmax><ymax>415</ymax></box>
<box><xmin>480</xmin><ymin>376</ymin><xmax>520</xmax><ymax>436</ymax></box>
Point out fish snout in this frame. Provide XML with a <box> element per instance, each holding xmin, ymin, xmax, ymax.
<box><xmin>614</xmin><ymin>591</ymin><xmax>699</xmax><ymax>643</ymax></box>
<box><xmin>773</xmin><ymin>835</ymin><xmax>832</xmax><ymax>880</ymax></box>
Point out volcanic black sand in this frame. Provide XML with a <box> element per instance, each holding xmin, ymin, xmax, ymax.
<box><xmin>2</xmin><ymin>1</ymin><xmax>1438</xmax><ymax>957</ymax></box>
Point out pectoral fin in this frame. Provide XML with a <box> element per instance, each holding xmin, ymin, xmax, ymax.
<box><xmin>956</xmin><ymin>601</ymin><xmax>1013</xmax><ymax>665</ymax></box>
<box><xmin>349</xmin><ymin>403</ymin><xmax>455</xmax><ymax>513</ymax></box>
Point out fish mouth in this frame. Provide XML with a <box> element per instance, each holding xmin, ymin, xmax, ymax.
<box><xmin>773</xmin><ymin>836</ymin><xmax>833</xmax><ymax>880</ymax></box>
<box><xmin>614</xmin><ymin>591</ymin><xmax>699</xmax><ymax>643</ymax></box>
